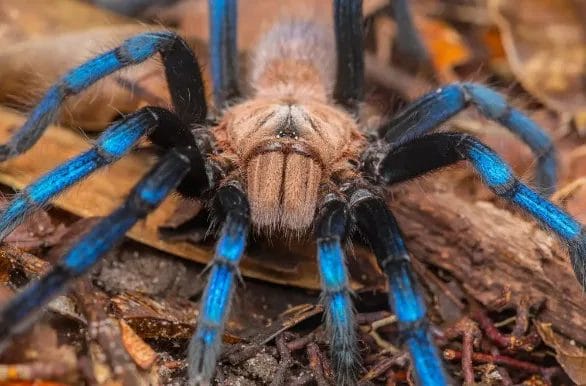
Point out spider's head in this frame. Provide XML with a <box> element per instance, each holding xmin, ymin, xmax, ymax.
<box><xmin>213</xmin><ymin>96</ymin><xmax>363</xmax><ymax>232</ymax></box>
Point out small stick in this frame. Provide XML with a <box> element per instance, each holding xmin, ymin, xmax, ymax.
<box><xmin>307</xmin><ymin>342</ymin><xmax>329</xmax><ymax>386</ymax></box>
<box><xmin>270</xmin><ymin>334</ymin><xmax>293</xmax><ymax>386</ymax></box>
<box><xmin>443</xmin><ymin>349</ymin><xmax>559</xmax><ymax>376</ymax></box>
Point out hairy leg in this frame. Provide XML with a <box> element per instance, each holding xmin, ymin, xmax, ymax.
<box><xmin>349</xmin><ymin>187</ymin><xmax>448</xmax><ymax>386</ymax></box>
<box><xmin>209</xmin><ymin>0</ymin><xmax>240</xmax><ymax>108</ymax></box>
<box><xmin>315</xmin><ymin>193</ymin><xmax>357</xmax><ymax>385</ymax></box>
<box><xmin>375</xmin><ymin>132</ymin><xmax>585</xmax><ymax>286</ymax></box>
<box><xmin>188</xmin><ymin>182</ymin><xmax>250</xmax><ymax>385</ymax></box>
<box><xmin>0</xmin><ymin>32</ymin><xmax>206</xmax><ymax>160</ymax></box>
<box><xmin>0</xmin><ymin>107</ymin><xmax>187</xmax><ymax>241</ymax></box>
<box><xmin>333</xmin><ymin>0</ymin><xmax>364</xmax><ymax>112</ymax></box>
<box><xmin>376</xmin><ymin>83</ymin><xmax>556</xmax><ymax>195</ymax></box>
<box><xmin>0</xmin><ymin>146</ymin><xmax>203</xmax><ymax>350</ymax></box>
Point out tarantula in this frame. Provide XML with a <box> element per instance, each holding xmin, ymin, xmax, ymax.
<box><xmin>0</xmin><ymin>1</ymin><xmax>583</xmax><ymax>385</ymax></box>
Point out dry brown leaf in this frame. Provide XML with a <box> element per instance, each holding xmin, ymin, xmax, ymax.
<box><xmin>0</xmin><ymin>107</ymin><xmax>381</xmax><ymax>291</ymax></box>
<box><xmin>119</xmin><ymin>319</ymin><xmax>158</xmax><ymax>370</ymax></box>
<box><xmin>490</xmin><ymin>0</ymin><xmax>586</xmax><ymax>115</ymax></box>
<box><xmin>415</xmin><ymin>16</ymin><xmax>472</xmax><ymax>82</ymax></box>
<box><xmin>537</xmin><ymin>323</ymin><xmax>586</xmax><ymax>385</ymax></box>
<box><xmin>0</xmin><ymin>0</ymin><xmax>132</xmax><ymax>45</ymax></box>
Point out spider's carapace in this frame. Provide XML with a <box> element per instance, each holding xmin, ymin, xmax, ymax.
<box><xmin>213</xmin><ymin>22</ymin><xmax>364</xmax><ymax>230</ymax></box>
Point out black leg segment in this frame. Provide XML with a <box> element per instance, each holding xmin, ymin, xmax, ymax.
<box><xmin>333</xmin><ymin>0</ymin><xmax>364</xmax><ymax>112</ymax></box>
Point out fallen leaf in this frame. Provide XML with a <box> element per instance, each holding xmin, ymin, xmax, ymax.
<box><xmin>0</xmin><ymin>0</ymin><xmax>132</xmax><ymax>45</ymax></box>
<box><xmin>119</xmin><ymin>319</ymin><xmax>158</xmax><ymax>370</ymax></box>
<box><xmin>415</xmin><ymin>16</ymin><xmax>472</xmax><ymax>82</ymax></box>
<box><xmin>490</xmin><ymin>0</ymin><xmax>586</xmax><ymax>115</ymax></box>
<box><xmin>536</xmin><ymin>323</ymin><xmax>586</xmax><ymax>385</ymax></box>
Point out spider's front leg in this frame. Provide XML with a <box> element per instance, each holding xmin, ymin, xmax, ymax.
<box><xmin>376</xmin><ymin>83</ymin><xmax>557</xmax><ymax>195</ymax></box>
<box><xmin>0</xmin><ymin>107</ymin><xmax>188</xmax><ymax>241</ymax></box>
<box><xmin>188</xmin><ymin>182</ymin><xmax>250</xmax><ymax>384</ymax></box>
<box><xmin>349</xmin><ymin>187</ymin><xmax>449</xmax><ymax>386</ymax></box>
<box><xmin>374</xmin><ymin>132</ymin><xmax>586</xmax><ymax>288</ymax></box>
<box><xmin>0</xmin><ymin>30</ymin><xmax>205</xmax><ymax>161</ymax></box>
<box><xmin>314</xmin><ymin>193</ymin><xmax>357</xmax><ymax>385</ymax></box>
<box><xmin>0</xmin><ymin>145</ymin><xmax>205</xmax><ymax>348</ymax></box>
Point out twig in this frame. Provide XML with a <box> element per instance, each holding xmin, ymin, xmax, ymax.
<box><xmin>270</xmin><ymin>334</ymin><xmax>294</xmax><ymax>386</ymax></box>
<box><xmin>443</xmin><ymin>349</ymin><xmax>559</xmax><ymax>376</ymax></box>
<box><xmin>358</xmin><ymin>353</ymin><xmax>408</xmax><ymax>385</ymax></box>
<box><xmin>472</xmin><ymin>308</ymin><xmax>540</xmax><ymax>352</ymax></box>
<box><xmin>307</xmin><ymin>342</ymin><xmax>329</xmax><ymax>386</ymax></box>
<box><xmin>73</xmin><ymin>280</ymin><xmax>142</xmax><ymax>386</ymax></box>
<box><xmin>443</xmin><ymin>318</ymin><xmax>480</xmax><ymax>385</ymax></box>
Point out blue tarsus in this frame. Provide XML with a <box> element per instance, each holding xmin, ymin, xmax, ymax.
<box><xmin>189</xmin><ymin>204</ymin><xmax>249</xmax><ymax>385</ymax></box>
<box><xmin>0</xmin><ymin>109</ymin><xmax>158</xmax><ymax>241</ymax></box>
<box><xmin>317</xmin><ymin>237</ymin><xmax>357</xmax><ymax>385</ymax></box>
<box><xmin>381</xmin><ymin>82</ymin><xmax>557</xmax><ymax>195</ymax></box>
<box><xmin>387</xmin><ymin>261</ymin><xmax>447</xmax><ymax>386</ymax></box>
<box><xmin>0</xmin><ymin>32</ymin><xmax>177</xmax><ymax>160</ymax></box>
<box><xmin>0</xmin><ymin>149</ymin><xmax>191</xmax><ymax>350</ymax></box>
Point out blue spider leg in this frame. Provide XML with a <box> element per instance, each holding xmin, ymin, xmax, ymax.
<box><xmin>378</xmin><ymin>83</ymin><xmax>557</xmax><ymax>195</ymax></box>
<box><xmin>188</xmin><ymin>182</ymin><xmax>250</xmax><ymax>385</ymax></box>
<box><xmin>209</xmin><ymin>0</ymin><xmax>240</xmax><ymax>108</ymax></box>
<box><xmin>377</xmin><ymin>132</ymin><xmax>586</xmax><ymax>287</ymax></box>
<box><xmin>315</xmin><ymin>194</ymin><xmax>357</xmax><ymax>386</ymax></box>
<box><xmin>0</xmin><ymin>147</ymin><xmax>196</xmax><ymax>350</ymax></box>
<box><xmin>350</xmin><ymin>188</ymin><xmax>448</xmax><ymax>386</ymax></box>
<box><xmin>0</xmin><ymin>107</ymin><xmax>171</xmax><ymax>242</ymax></box>
<box><xmin>0</xmin><ymin>31</ymin><xmax>206</xmax><ymax>160</ymax></box>
<box><xmin>333</xmin><ymin>0</ymin><xmax>364</xmax><ymax>112</ymax></box>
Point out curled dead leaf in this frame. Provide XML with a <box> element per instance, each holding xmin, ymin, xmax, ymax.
<box><xmin>119</xmin><ymin>319</ymin><xmax>158</xmax><ymax>370</ymax></box>
<box><xmin>536</xmin><ymin>322</ymin><xmax>586</xmax><ymax>385</ymax></box>
<box><xmin>490</xmin><ymin>0</ymin><xmax>586</xmax><ymax>115</ymax></box>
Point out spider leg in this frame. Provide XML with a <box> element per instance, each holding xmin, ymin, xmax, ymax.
<box><xmin>0</xmin><ymin>31</ymin><xmax>206</xmax><ymax>160</ymax></box>
<box><xmin>315</xmin><ymin>194</ymin><xmax>357</xmax><ymax>385</ymax></box>
<box><xmin>377</xmin><ymin>83</ymin><xmax>556</xmax><ymax>195</ymax></box>
<box><xmin>375</xmin><ymin>132</ymin><xmax>586</xmax><ymax>286</ymax></box>
<box><xmin>188</xmin><ymin>182</ymin><xmax>249</xmax><ymax>385</ymax></box>
<box><xmin>0</xmin><ymin>107</ymin><xmax>189</xmax><ymax>241</ymax></box>
<box><xmin>0</xmin><ymin>146</ymin><xmax>202</xmax><ymax>349</ymax></box>
<box><xmin>333</xmin><ymin>0</ymin><xmax>364</xmax><ymax>112</ymax></box>
<box><xmin>349</xmin><ymin>188</ymin><xmax>448</xmax><ymax>386</ymax></box>
<box><xmin>209</xmin><ymin>0</ymin><xmax>240</xmax><ymax>108</ymax></box>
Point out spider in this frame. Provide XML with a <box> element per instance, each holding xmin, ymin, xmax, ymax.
<box><xmin>0</xmin><ymin>1</ymin><xmax>583</xmax><ymax>385</ymax></box>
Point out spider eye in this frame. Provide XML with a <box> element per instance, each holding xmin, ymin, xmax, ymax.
<box><xmin>276</xmin><ymin>129</ymin><xmax>299</xmax><ymax>139</ymax></box>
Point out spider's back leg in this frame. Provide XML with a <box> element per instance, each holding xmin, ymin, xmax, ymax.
<box><xmin>333</xmin><ymin>0</ymin><xmax>364</xmax><ymax>113</ymax></box>
<box><xmin>376</xmin><ymin>83</ymin><xmax>557</xmax><ymax>195</ymax></box>
<box><xmin>0</xmin><ymin>31</ymin><xmax>206</xmax><ymax>160</ymax></box>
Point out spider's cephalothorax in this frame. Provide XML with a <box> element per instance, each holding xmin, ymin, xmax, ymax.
<box><xmin>0</xmin><ymin>1</ymin><xmax>583</xmax><ymax>386</ymax></box>
<box><xmin>215</xmin><ymin>21</ymin><xmax>365</xmax><ymax>231</ymax></box>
